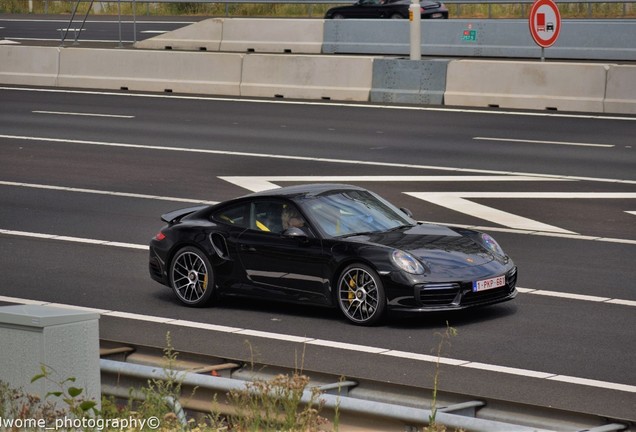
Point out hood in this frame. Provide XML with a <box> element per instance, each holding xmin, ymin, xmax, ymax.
<box><xmin>348</xmin><ymin>223</ymin><xmax>494</xmax><ymax>270</ymax></box>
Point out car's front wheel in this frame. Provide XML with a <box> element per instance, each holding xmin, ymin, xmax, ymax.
<box><xmin>170</xmin><ymin>246</ymin><xmax>215</xmax><ymax>307</ymax></box>
<box><xmin>332</xmin><ymin>13</ymin><xmax>345</xmax><ymax>19</ymax></box>
<box><xmin>337</xmin><ymin>264</ymin><xmax>386</xmax><ymax>325</ymax></box>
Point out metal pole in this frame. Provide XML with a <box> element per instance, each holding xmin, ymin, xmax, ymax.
<box><xmin>133</xmin><ymin>0</ymin><xmax>137</xmax><ymax>44</ymax></box>
<box><xmin>118</xmin><ymin>0</ymin><xmax>123</xmax><ymax>48</ymax></box>
<box><xmin>409</xmin><ymin>0</ymin><xmax>421</xmax><ymax>60</ymax></box>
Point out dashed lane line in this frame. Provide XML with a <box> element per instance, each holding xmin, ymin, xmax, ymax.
<box><xmin>1</xmin><ymin>133</ymin><xmax>635</xmax><ymax>185</ymax></box>
<box><xmin>0</xmin><ymin>180</ymin><xmax>217</xmax><ymax>205</ymax></box>
<box><xmin>0</xmin><ymin>294</ymin><xmax>634</xmax><ymax>394</ymax></box>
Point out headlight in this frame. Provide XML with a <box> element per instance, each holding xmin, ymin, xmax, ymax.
<box><xmin>480</xmin><ymin>233</ymin><xmax>507</xmax><ymax>258</ymax></box>
<box><xmin>391</xmin><ymin>250</ymin><xmax>425</xmax><ymax>275</ymax></box>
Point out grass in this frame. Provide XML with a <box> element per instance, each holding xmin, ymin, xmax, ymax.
<box><xmin>0</xmin><ymin>0</ymin><xmax>634</xmax><ymax>18</ymax></box>
<box><xmin>0</xmin><ymin>330</ymin><xmax>470</xmax><ymax>431</ymax></box>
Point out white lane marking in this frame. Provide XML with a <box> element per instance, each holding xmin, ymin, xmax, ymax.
<box><xmin>307</xmin><ymin>339</ymin><xmax>390</xmax><ymax>354</ymax></box>
<box><xmin>0</xmin><ymin>294</ymin><xmax>634</xmax><ymax>393</ymax></box>
<box><xmin>3</xmin><ymin>86</ymin><xmax>636</xmax><ymax>122</ymax></box>
<box><xmin>33</xmin><ymin>110</ymin><xmax>134</xmax><ymax>119</ymax></box>
<box><xmin>460</xmin><ymin>363</ymin><xmax>555</xmax><ymax>379</ymax></box>
<box><xmin>420</xmin><ymin>220</ymin><xmax>636</xmax><ymax>245</ymax></box>
<box><xmin>1</xmin><ymin>134</ymin><xmax>634</xmax><ymax>185</ymax></box>
<box><xmin>547</xmin><ymin>375</ymin><xmax>636</xmax><ymax>393</ymax></box>
<box><xmin>2</xmin><ymin>181</ymin><xmax>634</xmax><ymax>243</ymax></box>
<box><xmin>409</xmin><ymin>193</ymin><xmax>573</xmax><ymax>234</ymax></box>
<box><xmin>0</xmin><ymin>229</ymin><xmax>148</xmax><ymax>250</ymax></box>
<box><xmin>474</xmin><ymin>137</ymin><xmax>615</xmax><ymax>148</ymax></box>
<box><xmin>141</xmin><ymin>30</ymin><xmax>168</xmax><ymax>34</ymax></box>
<box><xmin>627</xmin><ymin>211</ymin><xmax>636</xmax><ymax>216</ymax></box>
<box><xmin>407</xmin><ymin>192</ymin><xmax>636</xmax><ymax>234</ymax></box>
<box><xmin>1</xmin><ymin>230</ymin><xmax>635</xmax><ymax>308</ymax></box>
<box><xmin>517</xmin><ymin>287</ymin><xmax>636</xmax><ymax>307</ymax></box>
<box><xmin>0</xmin><ymin>19</ymin><xmax>194</xmax><ymax>24</ymax></box>
<box><xmin>220</xmin><ymin>175</ymin><xmax>571</xmax><ymax>194</ymax></box>
<box><xmin>0</xmin><ymin>181</ymin><xmax>217</xmax><ymax>205</ymax></box>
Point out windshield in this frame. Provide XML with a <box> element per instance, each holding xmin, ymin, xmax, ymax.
<box><xmin>299</xmin><ymin>189</ymin><xmax>415</xmax><ymax>237</ymax></box>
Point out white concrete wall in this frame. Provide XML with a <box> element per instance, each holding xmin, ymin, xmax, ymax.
<box><xmin>240</xmin><ymin>54</ymin><xmax>373</xmax><ymax>101</ymax></box>
<box><xmin>0</xmin><ymin>44</ymin><xmax>631</xmax><ymax>113</ymax></box>
<box><xmin>58</xmin><ymin>48</ymin><xmax>243</xmax><ymax>95</ymax></box>
<box><xmin>0</xmin><ymin>45</ymin><xmax>59</xmax><ymax>86</ymax></box>
<box><xmin>134</xmin><ymin>18</ymin><xmax>223</xmax><ymax>52</ymax></box>
<box><xmin>604</xmin><ymin>65</ymin><xmax>636</xmax><ymax>115</ymax></box>
<box><xmin>444</xmin><ymin>60</ymin><xmax>608</xmax><ymax>113</ymax></box>
<box><xmin>220</xmin><ymin>19</ymin><xmax>324</xmax><ymax>53</ymax></box>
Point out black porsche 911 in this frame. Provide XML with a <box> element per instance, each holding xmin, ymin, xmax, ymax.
<box><xmin>149</xmin><ymin>184</ymin><xmax>516</xmax><ymax>325</ymax></box>
<box><xmin>325</xmin><ymin>0</ymin><xmax>448</xmax><ymax>20</ymax></box>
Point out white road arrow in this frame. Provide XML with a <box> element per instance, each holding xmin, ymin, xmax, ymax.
<box><xmin>406</xmin><ymin>192</ymin><xmax>636</xmax><ymax>234</ymax></box>
<box><xmin>219</xmin><ymin>175</ymin><xmax>568</xmax><ymax>193</ymax></box>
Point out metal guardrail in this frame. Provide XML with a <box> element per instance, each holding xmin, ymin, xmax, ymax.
<box><xmin>99</xmin><ymin>342</ymin><xmax>633</xmax><ymax>432</ymax></box>
<box><xmin>43</xmin><ymin>0</ymin><xmax>635</xmax><ymax>21</ymax></box>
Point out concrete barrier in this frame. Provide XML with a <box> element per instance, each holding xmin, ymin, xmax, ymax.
<box><xmin>240</xmin><ymin>54</ymin><xmax>373</xmax><ymax>101</ymax></box>
<box><xmin>134</xmin><ymin>18</ymin><xmax>223</xmax><ymax>52</ymax></box>
<box><xmin>371</xmin><ymin>58</ymin><xmax>450</xmax><ymax>105</ymax></box>
<box><xmin>0</xmin><ymin>45</ymin><xmax>59</xmax><ymax>87</ymax></box>
<box><xmin>604</xmin><ymin>65</ymin><xmax>636</xmax><ymax>115</ymax></box>
<box><xmin>444</xmin><ymin>60</ymin><xmax>608</xmax><ymax>113</ymax></box>
<box><xmin>323</xmin><ymin>19</ymin><xmax>636</xmax><ymax>61</ymax></box>
<box><xmin>220</xmin><ymin>19</ymin><xmax>323</xmax><ymax>54</ymax></box>
<box><xmin>57</xmin><ymin>48</ymin><xmax>243</xmax><ymax>95</ymax></box>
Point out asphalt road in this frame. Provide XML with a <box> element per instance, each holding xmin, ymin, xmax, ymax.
<box><xmin>0</xmin><ymin>15</ymin><xmax>196</xmax><ymax>45</ymax></box>
<box><xmin>0</xmin><ymin>86</ymin><xmax>635</xmax><ymax>423</ymax></box>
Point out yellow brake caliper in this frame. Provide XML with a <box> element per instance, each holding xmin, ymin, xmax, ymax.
<box><xmin>348</xmin><ymin>277</ymin><xmax>356</xmax><ymax>303</ymax></box>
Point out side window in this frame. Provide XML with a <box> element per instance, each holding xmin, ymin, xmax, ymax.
<box><xmin>252</xmin><ymin>201</ymin><xmax>285</xmax><ymax>234</ymax></box>
<box><xmin>212</xmin><ymin>202</ymin><xmax>250</xmax><ymax>228</ymax></box>
<box><xmin>251</xmin><ymin>201</ymin><xmax>308</xmax><ymax>235</ymax></box>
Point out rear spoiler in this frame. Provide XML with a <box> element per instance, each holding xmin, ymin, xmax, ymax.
<box><xmin>161</xmin><ymin>205</ymin><xmax>208</xmax><ymax>224</ymax></box>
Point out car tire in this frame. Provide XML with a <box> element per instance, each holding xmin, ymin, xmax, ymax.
<box><xmin>337</xmin><ymin>263</ymin><xmax>386</xmax><ymax>325</ymax></box>
<box><xmin>169</xmin><ymin>246</ymin><xmax>215</xmax><ymax>307</ymax></box>
<box><xmin>390</xmin><ymin>12</ymin><xmax>404</xmax><ymax>18</ymax></box>
<box><xmin>333</xmin><ymin>13</ymin><xmax>345</xmax><ymax>19</ymax></box>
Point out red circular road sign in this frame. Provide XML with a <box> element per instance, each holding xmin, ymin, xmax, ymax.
<box><xmin>529</xmin><ymin>0</ymin><xmax>561</xmax><ymax>48</ymax></box>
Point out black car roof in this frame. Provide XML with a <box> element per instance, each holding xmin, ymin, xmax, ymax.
<box><xmin>242</xmin><ymin>183</ymin><xmax>366</xmax><ymax>200</ymax></box>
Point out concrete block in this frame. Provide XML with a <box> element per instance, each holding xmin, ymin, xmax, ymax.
<box><xmin>58</xmin><ymin>48</ymin><xmax>243</xmax><ymax>95</ymax></box>
<box><xmin>220</xmin><ymin>19</ymin><xmax>323</xmax><ymax>54</ymax></box>
<box><xmin>604</xmin><ymin>65</ymin><xmax>636</xmax><ymax>115</ymax></box>
<box><xmin>0</xmin><ymin>46</ymin><xmax>59</xmax><ymax>86</ymax></box>
<box><xmin>370</xmin><ymin>58</ymin><xmax>450</xmax><ymax>105</ymax></box>
<box><xmin>134</xmin><ymin>18</ymin><xmax>223</xmax><ymax>52</ymax></box>
<box><xmin>0</xmin><ymin>305</ymin><xmax>101</xmax><ymax>410</ymax></box>
<box><xmin>240</xmin><ymin>54</ymin><xmax>373</xmax><ymax>101</ymax></box>
<box><xmin>444</xmin><ymin>60</ymin><xmax>608</xmax><ymax>113</ymax></box>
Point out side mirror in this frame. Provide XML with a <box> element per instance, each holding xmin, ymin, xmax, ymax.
<box><xmin>282</xmin><ymin>227</ymin><xmax>308</xmax><ymax>240</ymax></box>
<box><xmin>400</xmin><ymin>207</ymin><xmax>414</xmax><ymax>218</ymax></box>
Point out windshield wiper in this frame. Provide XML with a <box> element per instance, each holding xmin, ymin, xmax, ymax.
<box><xmin>337</xmin><ymin>231</ymin><xmax>377</xmax><ymax>238</ymax></box>
<box><xmin>386</xmin><ymin>224</ymin><xmax>415</xmax><ymax>232</ymax></box>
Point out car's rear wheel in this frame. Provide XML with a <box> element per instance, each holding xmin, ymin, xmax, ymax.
<box><xmin>170</xmin><ymin>246</ymin><xmax>215</xmax><ymax>307</ymax></box>
<box><xmin>390</xmin><ymin>12</ymin><xmax>404</xmax><ymax>18</ymax></box>
<box><xmin>333</xmin><ymin>13</ymin><xmax>345</xmax><ymax>19</ymax></box>
<box><xmin>337</xmin><ymin>264</ymin><xmax>386</xmax><ymax>325</ymax></box>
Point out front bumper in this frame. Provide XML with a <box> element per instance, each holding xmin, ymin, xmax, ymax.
<box><xmin>387</xmin><ymin>266</ymin><xmax>518</xmax><ymax>312</ymax></box>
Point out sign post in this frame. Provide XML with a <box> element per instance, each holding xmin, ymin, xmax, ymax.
<box><xmin>529</xmin><ymin>0</ymin><xmax>561</xmax><ymax>61</ymax></box>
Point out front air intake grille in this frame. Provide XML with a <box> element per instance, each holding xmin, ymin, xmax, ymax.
<box><xmin>417</xmin><ymin>283</ymin><xmax>460</xmax><ymax>306</ymax></box>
